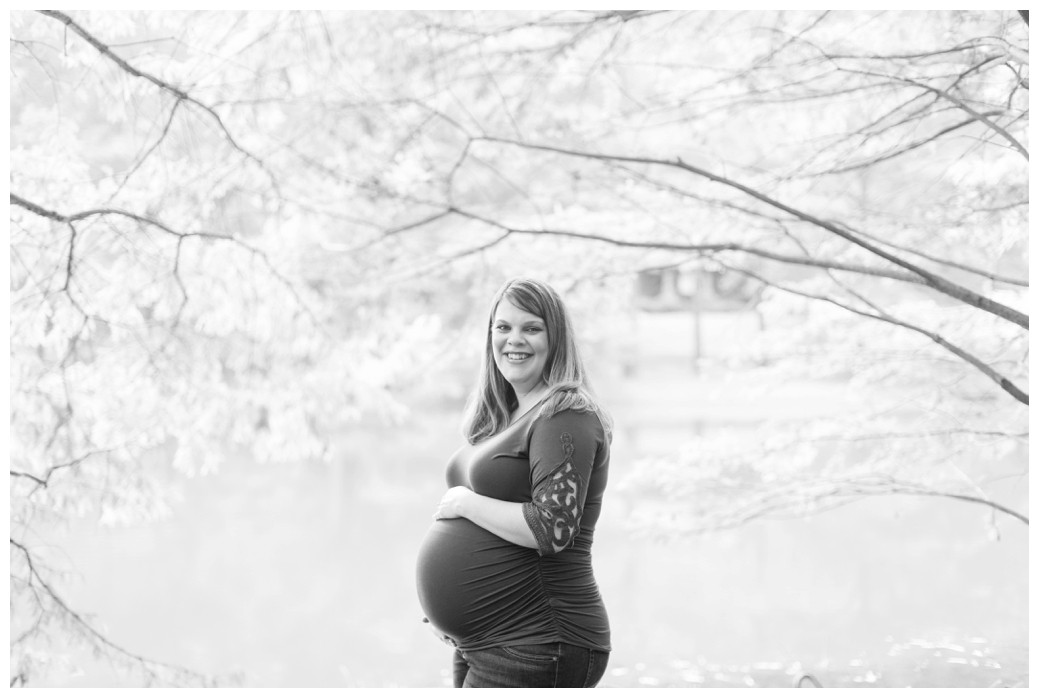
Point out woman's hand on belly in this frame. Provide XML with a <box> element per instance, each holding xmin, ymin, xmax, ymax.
<box><xmin>433</xmin><ymin>486</ymin><xmax>474</xmax><ymax>521</ymax></box>
<box><xmin>434</xmin><ymin>487</ymin><xmax>539</xmax><ymax>550</ymax></box>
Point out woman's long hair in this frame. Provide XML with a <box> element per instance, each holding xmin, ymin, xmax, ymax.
<box><xmin>462</xmin><ymin>278</ymin><xmax>612</xmax><ymax>444</ymax></box>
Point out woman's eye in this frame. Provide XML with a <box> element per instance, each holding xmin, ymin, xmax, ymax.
<box><xmin>525</xmin><ymin>327</ymin><xmax>542</xmax><ymax>333</ymax></box>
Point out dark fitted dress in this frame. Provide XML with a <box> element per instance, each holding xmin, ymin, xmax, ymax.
<box><xmin>415</xmin><ymin>407</ymin><xmax>611</xmax><ymax>653</ymax></box>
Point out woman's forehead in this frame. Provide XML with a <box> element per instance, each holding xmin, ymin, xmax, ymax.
<box><xmin>493</xmin><ymin>297</ymin><xmax>544</xmax><ymax>323</ymax></box>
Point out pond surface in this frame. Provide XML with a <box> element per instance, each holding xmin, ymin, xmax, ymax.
<box><xmin>34</xmin><ymin>374</ymin><xmax>1028</xmax><ymax>688</ymax></box>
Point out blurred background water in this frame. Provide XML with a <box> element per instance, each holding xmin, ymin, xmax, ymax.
<box><xmin>35</xmin><ymin>313</ymin><xmax>1028</xmax><ymax>687</ymax></box>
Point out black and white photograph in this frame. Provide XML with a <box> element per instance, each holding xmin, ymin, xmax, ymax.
<box><xmin>8</xmin><ymin>9</ymin><xmax>1029</xmax><ymax>689</ymax></box>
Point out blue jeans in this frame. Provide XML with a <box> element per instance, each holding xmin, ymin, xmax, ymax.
<box><xmin>452</xmin><ymin>642</ymin><xmax>609</xmax><ymax>688</ymax></box>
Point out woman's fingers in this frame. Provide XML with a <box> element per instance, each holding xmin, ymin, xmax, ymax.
<box><xmin>433</xmin><ymin>486</ymin><xmax>469</xmax><ymax>520</ymax></box>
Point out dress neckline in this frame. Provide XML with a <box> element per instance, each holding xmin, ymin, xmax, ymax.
<box><xmin>507</xmin><ymin>393</ymin><xmax>550</xmax><ymax>429</ymax></box>
<box><xmin>471</xmin><ymin>397</ymin><xmax>548</xmax><ymax>447</ymax></box>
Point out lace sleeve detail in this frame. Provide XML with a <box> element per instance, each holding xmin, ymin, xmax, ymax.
<box><xmin>522</xmin><ymin>432</ymin><xmax>585</xmax><ymax>555</ymax></box>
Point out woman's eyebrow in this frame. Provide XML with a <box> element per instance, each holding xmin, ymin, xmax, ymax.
<box><xmin>493</xmin><ymin>318</ymin><xmax>544</xmax><ymax>326</ymax></box>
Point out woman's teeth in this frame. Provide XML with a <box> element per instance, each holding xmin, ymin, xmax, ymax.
<box><xmin>506</xmin><ymin>353</ymin><xmax>531</xmax><ymax>360</ymax></box>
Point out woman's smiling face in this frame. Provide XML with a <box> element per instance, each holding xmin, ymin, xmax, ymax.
<box><xmin>491</xmin><ymin>298</ymin><xmax>549</xmax><ymax>396</ymax></box>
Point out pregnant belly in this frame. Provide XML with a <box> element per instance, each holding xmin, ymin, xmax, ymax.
<box><xmin>416</xmin><ymin>518</ymin><xmax>540</xmax><ymax>644</ymax></box>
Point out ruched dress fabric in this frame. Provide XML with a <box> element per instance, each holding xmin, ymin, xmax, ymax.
<box><xmin>416</xmin><ymin>407</ymin><xmax>611</xmax><ymax>653</ymax></box>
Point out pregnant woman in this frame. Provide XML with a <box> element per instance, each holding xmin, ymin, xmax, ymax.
<box><xmin>416</xmin><ymin>277</ymin><xmax>613</xmax><ymax>688</ymax></box>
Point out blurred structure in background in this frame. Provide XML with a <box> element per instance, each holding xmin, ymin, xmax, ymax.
<box><xmin>633</xmin><ymin>266</ymin><xmax>763</xmax><ymax>373</ymax></box>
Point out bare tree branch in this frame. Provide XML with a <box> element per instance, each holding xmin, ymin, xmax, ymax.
<box><xmin>10</xmin><ymin>448</ymin><xmax>115</xmax><ymax>495</ymax></box>
<box><xmin>171</xmin><ymin>236</ymin><xmax>189</xmax><ymax>331</ymax></box>
<box><xmin>840</xmin><ymin>221</ymin><xmax>1028</xmax><ymax>288</ymax></box>
<box><xmin>445</xmin><ymin>205</ymin><xmax>927</xmax><ymax>284</ymax></box>
<box><xmin>731</xmin><ymin>266</ymin><xmax>1028</xmax><ymax>405</ymax></box>
<box><xmin>61</xmin><ymin>222</ymin><xmax>77</xmax><ymax>292</ymax></box>
<box><xmin>615</xmin><ymin>165</ymin><xmax>1027</xmax><ymax>287</ymax></box>
<box><xmin>812</xmin><ymin>111</ymin><xmax>1006</xmax><ymax>176</ymax></box>
<box><xmin>614</xmin><ymin>164</ymin><xmax>801</xmax><ymax>225</ymax></box>
<box><xmin>820</xmin><ymin>37</ymin><xmax>1015</xmax><ymax>62</ymax></box>
<box><xmin>12</xmin><ymin>193</ymin><xmax>227</xmax><ymax>240</ymax></box>
<box><xmin>10</xmin><ymin>538</ymin><xmax>222</xmax><ymax>686</ymax></box>
<box><xmin>11</xmin><ymin>193</ymin><xmax>324</xmax><ymax>332</ymax></box>
<box><xmin>36</xmin><ymin>10</ymin><xmax>281</xmax><ymax>188</ymax></box>
<box><xmin>467</xmin><ymin>136</ymin><xmax>1029</xmax><ymax>329</ymax></box>
<box><xmin>355</xmin><ymin>231</ymin><xmax>513</xmax><ymax>288</ymax></box>
<box><xmin>840</xmin><ymin>67</ymin><xmax>1028</xmax><ymax>160</ymax></box>
<box><xmin>591</xmin><ymin>10</ymin><xmax>668</xmax><ymax>24</ymax></box>
<box><xmin>111</xmin><ymin>97</ymin><xmax>183</xmax><ymax>198</ymax></box>
<box><xmin>674</xmin><ymin>475</ymin><xmax>1028</xmax><ymax>535</ymax></box>
<box><xmin>904</xmin><ymin>487</ymin><xmax>1028</xmax><ymax>524</ymax></box>
<box><xmin>809</xmin><ymin>428</ymin><xmax>1029</xmax><ymax>442</ymax></box>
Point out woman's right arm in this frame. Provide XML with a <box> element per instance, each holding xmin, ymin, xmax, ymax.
<box><xmin>433</xmin><ymin>486</ymin><xmax>538</xmax><ymax>549</ymax></box>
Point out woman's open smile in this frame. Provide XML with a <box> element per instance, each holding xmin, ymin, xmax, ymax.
<box><xmin>504</xmin><ymin>351</ymin><xmax>532</xmax><ymax>362</ymax></box>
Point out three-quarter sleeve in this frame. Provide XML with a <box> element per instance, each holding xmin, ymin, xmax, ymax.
<box><xmin>521</xmin><ymin>410</ymin><xmax>602</xmax><ymax>556</ymax></box>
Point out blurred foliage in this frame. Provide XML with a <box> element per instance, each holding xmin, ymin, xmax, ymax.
<box><xmin>9</xmin><ymin>9</ymin><xmax>1027</xmax><ymax>686</ymax></box>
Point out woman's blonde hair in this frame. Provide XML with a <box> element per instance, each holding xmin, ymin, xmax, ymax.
<box><xmin>462</xmin><ymin>277</ymin><xmax>612</xmax><ymax>444</ymax></box>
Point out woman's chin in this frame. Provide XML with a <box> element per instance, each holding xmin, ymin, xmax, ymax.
<box><xmin>504</xmin><ymin>374</ymin><xmax>538</xmax><ymax>392</ymax></box>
